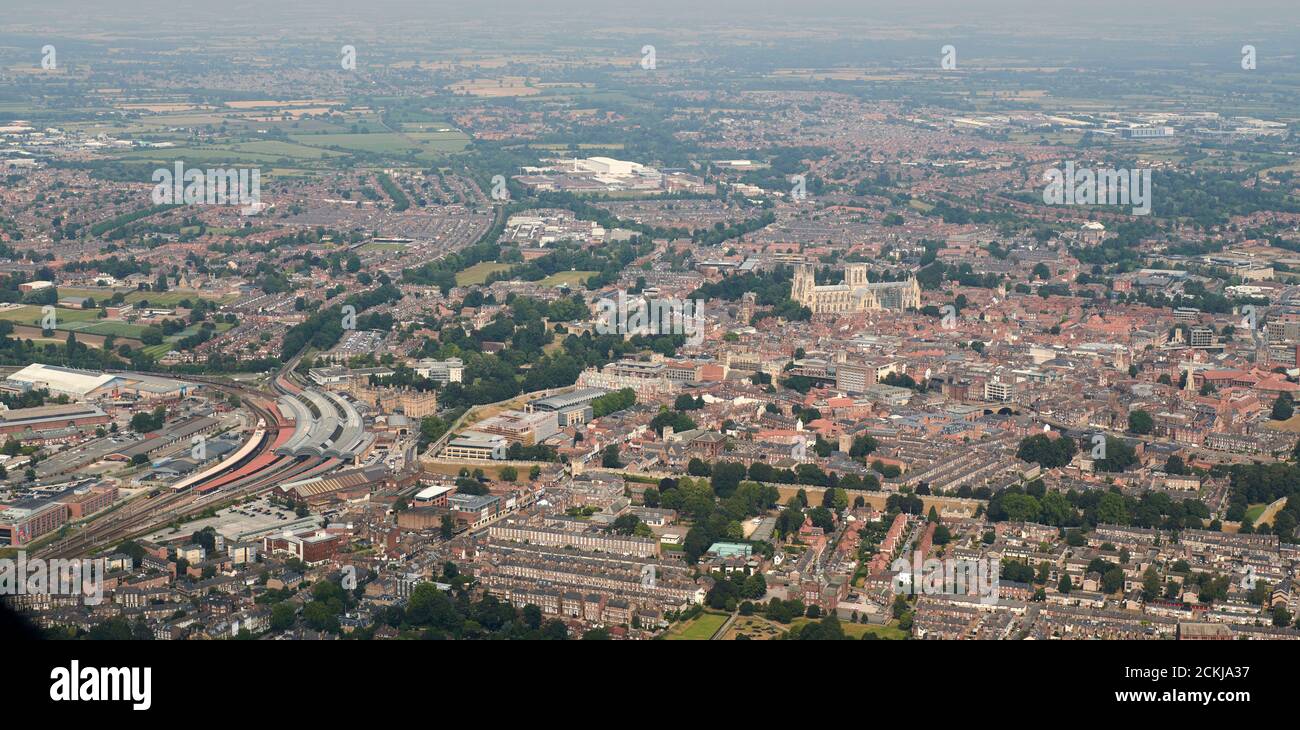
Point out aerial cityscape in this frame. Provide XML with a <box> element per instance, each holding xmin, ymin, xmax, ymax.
<box><xmin>5</xmin><ymin>0</ymin><xmax>1300</xmax><ymax>651</ymax></box>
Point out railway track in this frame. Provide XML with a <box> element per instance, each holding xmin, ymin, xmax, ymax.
<box><xmin>37</xmin><ymin>362</ymin><xmax>337</xmax><ymax>559</ymax></box>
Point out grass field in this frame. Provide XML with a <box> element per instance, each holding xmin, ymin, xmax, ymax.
<box><xmin>56</xmin><ymin>288</ymin><xmax>238</xmax><ymax>306</ymax></box>
<box><xmin>230</xmin><ymin>140</ymin><xmax>346</xmax><ymax>159</ymax></box>
<box><xmin>1266</xmin><ymin>413</ymin><xmax>1300</xmax><ymax>433</ymax></box>
<box><xmin>1244</xmin><ymin>504</ymin><xmax>1267</xmax><ymax>524</ymax></box>
<box><xmin>406</xmin><ymin>130</ymin><xmax>472</xmax><ymax>153</ymax></box>
<box><xmin>539</xmin><ymin>270</ymin><xmax>597</xmax><ymax>288</ymax></box>
<box><xmin>115</xmin><ymin>146</ymin><xmax>291</xmax><ymax>166</ymax></box>
<box><xmin>77</xmin><ymin>321</ymin><xmax>150</xmax><ymax>338</ymax></box>
<box><xmin>664</xmin><ymin>612</ymin><xmax>729</xmax><ymax>640</ymax></box>
<box><xmin>455</xmin><ymin>262</ymin><xmax>512</xmax><ymax>286</ymax></box>
<box><xmin>290</xmin><ymin>132</ymin><xmax>421</xmax><ymax>156</ymax></box>
<box><xmin>0</xmin><ymin>305</ymin><xmax>101</xmax><ymax>327</ymax></box>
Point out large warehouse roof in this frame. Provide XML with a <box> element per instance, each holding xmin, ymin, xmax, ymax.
<box><xmin>7</xmin><ymin>363</ymin><xmax>121</xmax><ymax>396</ymax></box>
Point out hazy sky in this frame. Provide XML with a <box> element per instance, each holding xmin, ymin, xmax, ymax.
<box><xmin>7</xmin><ymin>0</ymin><xmax>1300</xmax><ymax>36</ymax></box>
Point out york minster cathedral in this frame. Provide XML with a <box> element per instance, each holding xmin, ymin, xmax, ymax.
<box><xmin>790</xmin><ymin>264</ymin><xmax>922</xmax><ymax>314</ymax></box>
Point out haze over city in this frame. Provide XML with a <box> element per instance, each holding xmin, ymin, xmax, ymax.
<box><xmin>0</xmin><ymin>1</ymin><xmax>1298</xmax><ymax>676</ymax></box>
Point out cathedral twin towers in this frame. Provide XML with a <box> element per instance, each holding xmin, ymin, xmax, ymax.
<box><xmin>791</xmin><ymin>264</ymin><xmax>922</xmax><ymax>315</ymax></box>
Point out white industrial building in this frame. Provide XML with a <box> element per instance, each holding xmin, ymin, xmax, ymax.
<box><xmin>6</xmin><ymin>363</ymin><xmax>122</xmax><ymax>398</ymax></box>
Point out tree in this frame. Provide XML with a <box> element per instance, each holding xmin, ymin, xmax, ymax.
<box><xmin>849</xmin><ymin>435</ymin><xmax>878</xmax><ymax>459</ymax></box>
<box><xmin>710</xmin><ymin>461</ymin><xmax>746</xmax><ymax>498</ymax></box>
<box><xmin>1095</xmin><ymin>491</ymin><xmax>1130</xmax><ymax>525</ymax></box>
<box><xmin>1095</xmin><ymin>437</ymin><xmax>1138</xmax><ymax>473</ymax></box>
<box><xmin>687</xmin><ymin>458</ymin><xmax>711</xmax><ymax>476</ymax></box>
<box><xmin>1128</xmin><ymin>409</ymin><xmax>1154</xmax><ymax>435</ymax></box>
<box><xmin>522</xmin><ymin>604</ymin><xmax>542</xmax><ymax>630</ymax></box>
<box><xmin>601</xmin><ymin>444</ymin><xmax>621</xmax><ymax>468</ymax></box>
<box><xmin>1016</xmin><ymin>434</ymin><xmax>1076</xmax><ymax>469</ymax></box>
<box><xmin>807</xmin><ymin>506</ymin><xmax>835</xmax><ymax>532</ymax></box>
<box><xmin>1273</xmin><ymin>393</ymin><xmax>1294</xmax><ymax>421</ymax></box>
<box><xmin>270</xmin><ymin>603</ymin><xmax>296</xmax><ymax>632</ymax></box>
<box><xmin>1273</xmin><ymin>605</ymin><xmax>1293</xmax><ymax>628</ymax></box>
<box><xmin>1001</xmin><ymin>493</ymin><xmax>1041</xmax><ymax>522</ymax></box>
<box><xmin>1102</xmin><ymin>567</ymin><xmax>1125</xmax><ymax>594</ymax></box>
<box><xmin>608</xmin><ymin>513</ymin><xmax>643</xmax><ymax>536</ymax></box>
<box><xmin>499</xmin><ymin>466</ymin><xmax>518</xmax><ymax>482</ymax></box>
<box><xmin>1141</xmin><ymin>567</ymin><xmax>1161</xmax><ymax>601</ymax></box>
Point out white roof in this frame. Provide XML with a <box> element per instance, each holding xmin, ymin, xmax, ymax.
<box><xmin>415</xmin><ymin>485</ymin><xmax>454</xmax><ymax>501</ymax></box>
<box><xmin>7</xmin><ymin>363</ymin><xmax>119</xmax><ymax>396</ymax></box>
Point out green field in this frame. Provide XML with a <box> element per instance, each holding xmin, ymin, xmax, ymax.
<box><xmin>664</xmin><ymin>612</ymin><xmax>729</xmax><ymax>640</ymax></box>
<box><xmin>289</xmin><ymin>132</ymin><xmax>422</xmax><ymax>155</ymax></box>
<box><xmin>57</xmin><ymin>288</ymin><xmax>238</xmax><ymax>306</ymax></box>
<box><xmin>539</xmin><ymin>270</ymin><xmax>597</xmax><ymax>288</ymax></box>
<box><xmin>115</xmin><ymin>146</ymin><xmax>290</xmax><ymax>166</ymax></box>
<box><xmin>406</xmin><ymin>130</ymin><xmax>471</xmax><ymax>153</ymax></box>
<box><xmin>455</xmin><ymin>262</ymin><xmax>512</xmax><ymax>286</ymax></box>
<box><xmin>284</xmin><ymin>128</ymin><xmax>470</xmax><ymax>159</ymax></box>
<box><xmin>75</xmin><ymin>321</ymin><xmax>150</xmax><ymax>338</ymax></box>
<box><xmin>230</xmin><ymin>140</ymin><xmax>346</xmax><ymax>159</ymax></box>
<box><xmin>1244</xmin><ymin>504</ymin><xmax>1267</xmax><ymax>524</ymax></box>
<box><xmin>788</xmin><ymin>617</ymin><xmax>909</xmax><ymax>640</ymax></box>
<box><xmin>0</xmin><ymin>305</ymin><xmax>102</xmax><ymax>327</ymax></box>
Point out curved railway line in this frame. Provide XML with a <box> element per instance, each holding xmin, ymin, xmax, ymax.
<box><xmin>37</xmin><ymin>356</ymin><xmax>339</xmax><ymax>560</ymax></box>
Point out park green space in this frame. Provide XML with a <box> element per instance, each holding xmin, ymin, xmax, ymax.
<box><xmin>538</xmin><ymin>270</ymin><xmax>597</xmax><ymax>288</ymax></box>
<box><xmin>455</xmin><ymin>262</ymin><xmax>512</xmax><ymax>286</ymax></box>
<box><xmin>663</xmin><ymin>611</ymin><xmax>729</xmax><ymax>640</ymax></box>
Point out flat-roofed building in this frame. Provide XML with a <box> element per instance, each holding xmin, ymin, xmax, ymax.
<box><xmin>6</xmin><ymin>363</ymin><xmax>121</xmax><ymax>398</ymax></box>
<box><xmin>527</xmin><ymin>387</ymin><xmax>606</xmax><ymax>426</ymax></box>
<box><xmin>0</xmin><ymin>403</ymin><xmax>110</xmax><ymax>435</ymax></box>
<box><xmin>413</xmin><ymin>358</ymin><xmax>464</xmax><ymax>384</ymax></box>
<box><xmin>413</xmin><ymin>484</ymin><xmax>454</xmax><ymax>508</ymax></box>
<box><xmin>441</xmin><ymin>433</ymin><xmax>508</xmax><ymax>460</ymax></box>
<box><xmin>0</xmin><ymin>500</ymin><xmax>68</xmax><ymax>547</ymax></box>
<box><xmin>449</xmin><ymin>493</ymin><xmax>502</xmax><ymax>528</ymax></box>
<box><xmin>473</xmin><ymin>409</ymin><xmax>559</xmax><ymax>446</ymax></box>
<box><xmin>55</xmin><ymin>482</ymin><xmax>119</xmax><ymax>519</ymax></box>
